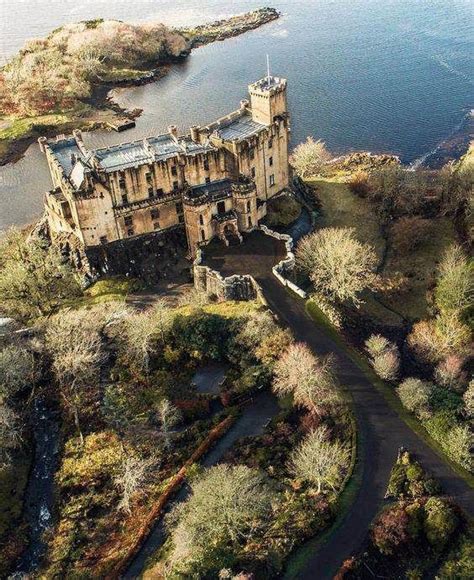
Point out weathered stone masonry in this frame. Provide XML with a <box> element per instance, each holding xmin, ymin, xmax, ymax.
<box><xmin>39</xmin><ymin>75</ymin><xmax>290</xmax><ymax>264</ymax></box>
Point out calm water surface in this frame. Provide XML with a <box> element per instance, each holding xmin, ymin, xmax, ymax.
<box><xmin>0</xmin><ymin>0</ymin><xmax>472</xmax><ymax>229</ymax></box>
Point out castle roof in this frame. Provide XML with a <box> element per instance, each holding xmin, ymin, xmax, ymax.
<box><xmin>214</xmin><ymin>112</ymin><xmax>266</xmax><ymax>142</ymax></box>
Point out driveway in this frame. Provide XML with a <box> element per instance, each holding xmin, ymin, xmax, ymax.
<box><xmin>203</xmin><ymin>231</ymin><xmax>474</xmax><ymax>579</ymax></box>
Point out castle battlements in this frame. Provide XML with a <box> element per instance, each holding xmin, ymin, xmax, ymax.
<box><xmin>40</xmin><ymin>76</ymin><xmax>290</xmax><ymax>257</ymax></box>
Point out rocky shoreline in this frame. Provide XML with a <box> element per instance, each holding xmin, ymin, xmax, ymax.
<box><xmin>0</xmin><ymin>7</ymin><xmax>280</xmax><ymax>166</ymax></box>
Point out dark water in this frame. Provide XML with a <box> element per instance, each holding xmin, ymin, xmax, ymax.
<box><xmin>15</xmin><ymin>396</ymin><xmax>60</xmax><ymax>574</ymax></box>
<box><xmin>0</xmin><ymin>0</ymin><xmax>472</xmax><ymax>229</ymax></box>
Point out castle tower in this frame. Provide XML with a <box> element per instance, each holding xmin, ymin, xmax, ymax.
<box><xmin>248</xmin><ymin>74</ymin><xmax>288</xmax><ymax>125</ymax></box>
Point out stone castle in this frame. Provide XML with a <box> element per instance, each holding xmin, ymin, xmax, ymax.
<box><xmin>40</xmin><ymin>74</ymin><xmax>290</xmax><ymax>260</ymax></box>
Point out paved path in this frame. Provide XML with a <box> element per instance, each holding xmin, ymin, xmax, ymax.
<box><xmin>124</xmin><ymin>391</ymin><xmax>280</xmax><ymax>579</ymax></box>
<box><xmin>204</xmin><ymin>231</ymin><xmax>474</xmax><ymax>579</ymax></box>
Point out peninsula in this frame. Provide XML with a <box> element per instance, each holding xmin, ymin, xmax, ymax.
<box><xmin>0</xmin><ymin>7</ymin><xmax>280</xmax><ymax>165</ymax></box>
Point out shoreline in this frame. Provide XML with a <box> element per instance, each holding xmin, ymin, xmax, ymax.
<box><xmin>0</xmin><ymin>7</ymin><xmax>280</xmax><ymax>166</ymax></box>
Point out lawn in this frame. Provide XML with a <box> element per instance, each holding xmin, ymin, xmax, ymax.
<box><xmin>306</xmin><ymin>178</ymin><xmax>386</xmax><ymax>263</ymax></box>
<box><xmin>304</xmin><ymin>178</ymin><xmax>457</xmax><ymax>322</ymax></box>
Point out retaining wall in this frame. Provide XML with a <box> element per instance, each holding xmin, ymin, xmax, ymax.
<box><xmin>193</xmin><ymin>225</ymin><xmax>307</xmax><ymax>303</ymax></box>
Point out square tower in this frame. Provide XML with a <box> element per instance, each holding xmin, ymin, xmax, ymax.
<box><xmin>248</xmin><ymin>76</ymin><xmax>288</xmax><ymax>125</ymax></box>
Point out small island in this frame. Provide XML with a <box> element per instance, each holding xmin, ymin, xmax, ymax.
<box><xmin>0</xmin><ymin>7</ymin><xmax>280</xmax><ymax>165</ymax></box>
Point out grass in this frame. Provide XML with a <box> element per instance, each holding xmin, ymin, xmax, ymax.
<box><xmin>63</xmin><ymin>276</ymin><xmax>142</xmax><ymax>309</ymax></box>
<box><xmin>304</xmin><ymin>177</ymin><xmax>457</xmax><ymax>322</ymax></box>
<box><xmin>306</xmin><ymin>178</ymin><xmax>386</xmax><ymax>263</ymax></box>
<box><xmin>177</xmin><ymin>300</ymin><xmax>262</xmax><ymax>319</ymax></box>
<box><xmin>305</xmin><ymin>298</ymin><xmax>474</xmax><ymax>488</ymax></box>
<box><xmin>380</xmin><ymin>217</ymin><xmax>456</xmax><ymax>320</ymax></box>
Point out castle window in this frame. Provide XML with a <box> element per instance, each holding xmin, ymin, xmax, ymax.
<box><xmin>249</xmin><ymin>148</ymin><xmax>255</xmax><ymax>160</ymax></box>
<box><xmin>99</xmin><ymin>236</ymin><xmax>108</xmax><ymax>245</ymax></box>
<box><xmin>268</xmin><ymin>138</ymin><xmax>273</xmax><ymax>149</ymax></box>
<box><xmin>148</xmin><ymin>186</ymin><xmax>154</xmax><ymax>198</ymax></box>
<box><xmin>145</xmin><ymin>172</ymin><xmax>153</xmax><ymax>184</ymax></box>
<box><xmin>176</xmin><ymin>201</ymin><xmax>183</xmax><ymax>214</ymax></box>
<box><xmin>121</xmin><ymin>193</ymin><xmax>129</xmax><ymax>205</ymax></box>
<box><xmin>247</xmin><ymin>201</ymin><xmax>251</xmax><ymax>212</ymax></box>
<box><xmin>119</xmin><ymin>177</ymin><xmax>126</xmax><ymax>191</ymax></box>
<box><xmin>203</xmin><ymin>159</ymin><xmax>209</xmax><ymax>171</ymax></box>
<box><xmin>156</xmin><ymin>188</ymin><xmax>164</xmax><ymax>196</ymax></box>
<box><xmin>199</xmin><ymin>214</ymin><xmax>204</xmax><ymax>226</ymax></box>
<box><xmin>171</xmin><ymin>165</ymin><xmax>178</xmax><ymax>177</ymax></box>
<box><xmin>269</xmin><ymin>156</ymin><xmax>273</xmax><ymax>167</ymax></box>
<box><xmin>251</xmin><ymin>167</ymin><xmax>256</xmax><ymax>178</ymax></box>
<box><xmin>178</xmin><ymin>214</ymin><xmax>185</xmax><ymax>224</ymax></box>
<box><xmin>124</xmin><ymin>215</ymin><xmax>133</xmax><ymax>227</ymax></box>
<box><xmin>173</xmin><ymin>180</ymin><xmax>179</xmax><ymax>190</ymax></box>
<box><xmin>127</xmin><ymin>228</ymin><xmax>134</xmax><ymax>237</ymax></box>
<box><xmin>205</xmin><ymin>177</ymin><xmax>211</xmax><ymax>184</ymax></box>
<box><xmin>150</xmin><ymin>208</ymin><xmax>160</xmax><ymax>220</ymax></box>
<box><xmin>248</xmin><ymin>216</ymin><xmax>252</xmax><ymax>227</ymax></box>
<box><xmin>269</xmin><ymin>174</ymin><xmax>275</xmax><ymax>187</ymax></box>
<box><xmin>201</xmin><ymin>229</ymin><xmax>206</xmax><ymax>241</ymax></box>
<box><xmin>153</xmin><ymin>221</ymin><xmax>160</xmax><ymax>230</ymax></box>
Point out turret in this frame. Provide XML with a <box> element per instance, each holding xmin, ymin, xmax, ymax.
<box><xmin>248</xmin><ymin>75</ymin><xmax>288</xmax><ymax>125</ymax></box>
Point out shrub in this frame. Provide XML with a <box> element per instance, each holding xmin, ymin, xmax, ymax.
<box><xmin>435</xmin><ymin>355</ymin><xmax>467</xmax><ymax>392</ymax></box>
<box><xmin>365</xmin><ymin>334</ymin><xmax>400</xmax><ymax>381</ymax></box>
<box><xmin>0</xmin><ymin>345</ymin><xmax>36</xmax><ymax>400</ymax></box>
<box><xmin>423</xmin><ymin>497</ymin><xmax>459</xmax><ymax>550</ymax></box>
<box><xmin>397</xmin><ymin>378</ymin><xmax>432</xmax><ymax>419</ymax></box>
<box><xmin>408</xmin><ymin>314</ymin><xmax>471</xmax><ymax>363</ymax></box>
<box><xmin>348</xmin><ymin>171</ymin><xmax>370</xmax><ymax>197</ymax></box>
<box><xmin>372</xmin><ymin>506</ymin><xmax>410</xmax><ymax>555</ymax></box>
<box><xmin>390</xmin><ymin>216</ymin><xmax>432</xmax><ymax>255</ymax></box>
<box><xmin>266</xmin><ymin>194</ymin><xmax>302</xmax><ymax>227</ymax></box>
<box><xmin>463</xmin><ymin>380</ymin><xmax>474</xmax><ymax>418</ymax></box>
<box><xmin>445</xmin><ymin>424</ymin><xmax>473</xmax><ymax>472</ymax></box>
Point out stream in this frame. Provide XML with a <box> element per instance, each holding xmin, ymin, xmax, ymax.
<box><xmin>14</xmin><ymin>395</ymin><xmax>60</xmax><ymax>575</ymax></box>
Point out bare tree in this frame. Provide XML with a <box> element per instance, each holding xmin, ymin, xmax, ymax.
<box><xmin>0</xmin><ymin>344</ymin><xmax>36</xmax><ymax>400</ymax></box>
<box><xmin>435</xmin><ymin>244</ymin><xmax>473</xmax><ymax>316</ymax></box>
<box><xmin>155</xmin><ymin>399</ymin><xmax>181</xmax><ymax>449</ymax></box>
<box><xmin>289</xmin><ymin>426</ymin><xmax>350</xmax><ymax>494</ymax></box>
<box><xmin>122</xmin><ymin>299</ymin><xmax>173</xmax><ymax>373</ymax></box>
<box><xmin>0</xmin><ymin>403</ymin><xmax>22</xmax><ymax>469</ymax></box>
<box><xmin>297</xmin><ymin>227</ymin><xmax>378</xmax><ymax>306</ymax></box>
<box><xmin>273</xmin><ymin>343</ymin><xmax>341</xmax><ymax>415</ymax></box>
<box><xmin>290</xmin><ymin>137</ymin><xmax>331</xmax><ymax>179</ymax></box>
<box><xmin>166</xmin><ymin>465</ymin><xmax>274</xmax><ymax>574</ymax></box>
<box><xmin>45</xmin><ymin>308</ymin><xmax>105</xmax><ymax>444</ymax></box>
<box><xmin>114</xmin><ymin>454</ymin><xmax>155</xmax><ymax>514</ymax></box>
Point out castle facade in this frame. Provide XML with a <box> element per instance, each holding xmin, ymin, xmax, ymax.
<box><xmin>40</xmin><ymin>75</ymin><xmax>290</xmax><ymax>257</ymax></box>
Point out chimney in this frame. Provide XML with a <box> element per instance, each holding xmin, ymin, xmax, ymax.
<box><xmin>240</xmin><ymin>99</ymin><xmax>250</xmax><ymax>110</ymax></box>
<box><xmin>168</xmin><ymin>125</ymin><xmax>178</xmax><ymax>139</ymax></box>
<box><xmin>190</xmin><ymin>125</ymin><xmax>200</xmax><ymax>142</ymax></box>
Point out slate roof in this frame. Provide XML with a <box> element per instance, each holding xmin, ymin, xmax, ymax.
<box><xmin>213</xmin><ymin>112</ymin><xmax>267</xmax><ymax>142</ymax></box>
<box><xmin>49</xmin><ymin>138</ymin><xmax>86</xmax><ymax>176</ymax></box>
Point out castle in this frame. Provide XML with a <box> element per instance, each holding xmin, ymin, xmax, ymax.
<box><xmin>40</xmin><ymin>74</ymin><xmax>290</xmax><ymax>259</ymax></box>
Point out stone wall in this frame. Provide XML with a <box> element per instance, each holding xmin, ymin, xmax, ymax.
<box><xmin>259</xmin><ymin>224</ymin><xmax>307</xmax><ymax>299</ymax></box>
<box><xmin>193</xmin><ymin>249</ymin><xmax>265</xmax><ymax>302</ymax></box>
<box><xmin>86</xmin><ymin>226</ymin><xmax>189</xmax><ymax>285</ymax></box>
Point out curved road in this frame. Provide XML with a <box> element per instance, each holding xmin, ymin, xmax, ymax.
<box><xmin>203</xmin><ymin>231</ymin><xmax>474</xmax><ymax>579</ymax></box>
